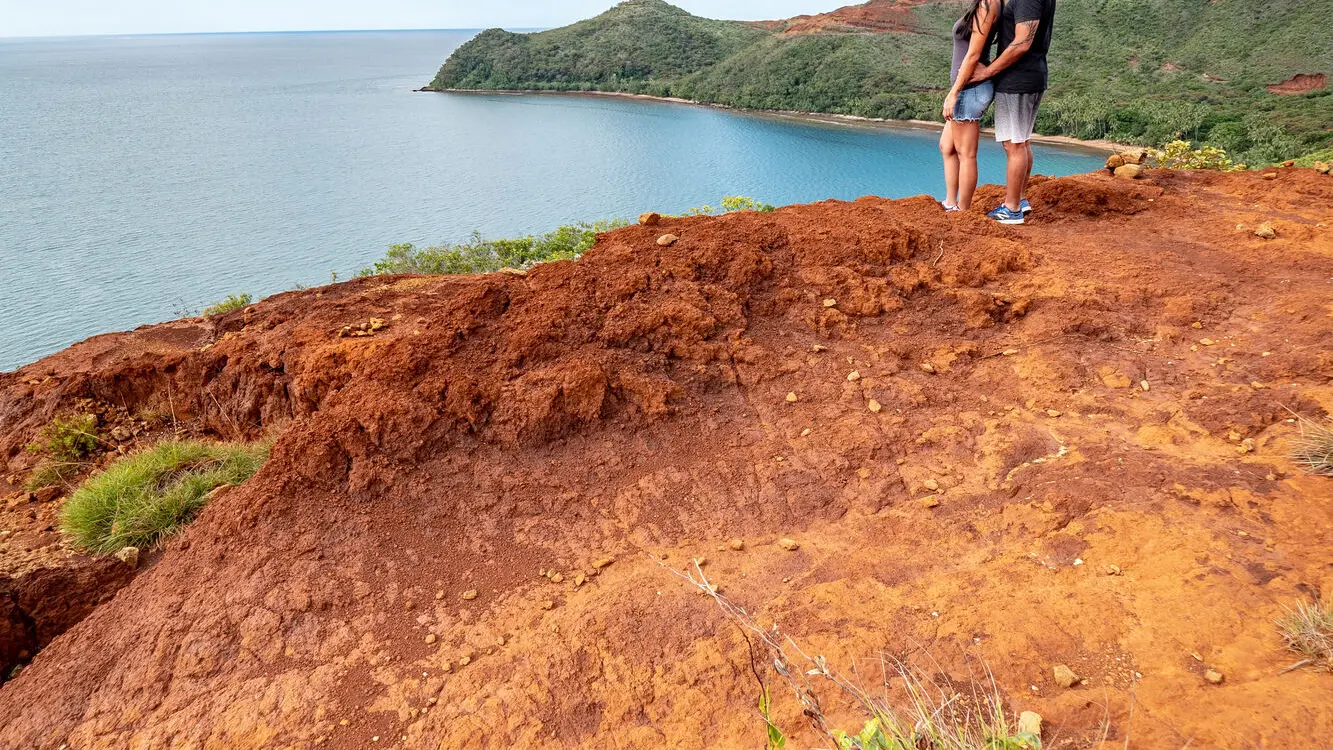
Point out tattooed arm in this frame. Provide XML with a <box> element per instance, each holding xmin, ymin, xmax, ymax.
<box><xmin>969</xmin><ymin>19</ymin><xmax>1039</xmax><ymax>83</ymax></box>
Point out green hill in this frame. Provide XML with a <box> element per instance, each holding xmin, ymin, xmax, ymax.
<box><xmin>427</xmin><ymin>0</ymin><xmax>1333</xmax><ymax>164</ymax></box>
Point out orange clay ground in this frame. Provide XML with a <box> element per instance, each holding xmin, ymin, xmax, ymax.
<box><xmin>0</xmin><ymin>168</ymin><xmax>1330</xmax><ymax>749</ymax></box>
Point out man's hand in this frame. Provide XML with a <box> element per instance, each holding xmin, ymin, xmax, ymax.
<box><xmin>968</xmin><ymin>64</ymin><xmax>992</xmax><ymax>84</ymax></box>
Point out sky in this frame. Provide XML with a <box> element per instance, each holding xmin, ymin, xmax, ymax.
<box><xmin>0</xmin><ymin>0</ymin><xmax>854</xmax><ymax>38</ymax></box>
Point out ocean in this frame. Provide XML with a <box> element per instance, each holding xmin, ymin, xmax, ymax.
<box><xmin>0</xmin><ymin>30</ymin><xmax>1105</xmax><ymax>371</ymax></box>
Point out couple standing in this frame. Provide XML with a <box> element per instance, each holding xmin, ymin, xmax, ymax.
<box><xmin>940</xmin><ymin>0</ymin><xmax>1056</xmax><ymax>225</ymax></box>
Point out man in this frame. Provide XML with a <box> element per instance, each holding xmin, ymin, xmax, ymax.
<box><xmin>970</xmin><ymin>0</ymin><xmax>1057</xmax><ymax>225</ymax></box>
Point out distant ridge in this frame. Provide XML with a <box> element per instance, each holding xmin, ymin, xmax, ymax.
<box><xmin>427</xmin><ymin>0</ymin><xmax>1332</xmax><ymax>164</ymax></box>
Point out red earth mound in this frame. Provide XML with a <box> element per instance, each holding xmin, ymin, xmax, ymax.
<box><xmin>757</xmin><ymin>0</ymin><xmax>933</xmax><ymax>35</ymax></box>
<box><xmin>1</xmin><ymin>169</ymin><xmax>1332</xmax><ymax>749</ymax></box>
<box><xmin>1267</xmin><ymin>73</ymin><xmax>1327</xmax><ymax>95</ymax></box>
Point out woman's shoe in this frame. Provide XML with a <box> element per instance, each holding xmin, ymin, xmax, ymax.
<box><xmin>941</xmin><ymin>201</ymin><xmax>961</xmax><ymax>212</ymax></box>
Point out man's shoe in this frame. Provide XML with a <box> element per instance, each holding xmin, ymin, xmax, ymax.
<box><xmin>1019</xmin><ymin>199</ymin><xmax>1032</xmax><ymax>215</ymax></box>
<box><xmin>987</xmin><ymin>205</ymin><xmax>1025</xmax><ymax>225</ymax></box>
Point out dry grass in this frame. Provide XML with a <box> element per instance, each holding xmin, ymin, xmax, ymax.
<box><xmin>657</xmin><ymin>558</ymin><xmax>1042</xmax><ymax>750</ymax></box>
<box><xmin>1278</xmin><ymin>597</ymin><xmax>1333</xmax><ymax>672</ymax></box>
<box><xmin>1291</xmin><ymin>415</ymin><xmax>1333</xmax><ymax>476</ymax></box>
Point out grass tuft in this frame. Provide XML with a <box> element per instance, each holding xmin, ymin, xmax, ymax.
<box><xmin>1291</xmin><ymin>417</ymin><xmax>1333</xmax><ymax>477</ymax></box>
<box><xmin>1278</xmin><ymin>598</ymin><xmax>1333</xmax><ymax>672</ymax></box>
<box><xmin>59</xmin><ymin>440</ymin><xmax>268</xmax><ymax>554</ymax></box>
<box><xmin>203</xmin><ymin>293</ymin><xmax>253</xmax><ymax>317</ymax></box>
<box><xmin>25</xmin><ymin>414</ymin><xmax>101</xmax><ymax>491</ymax></box>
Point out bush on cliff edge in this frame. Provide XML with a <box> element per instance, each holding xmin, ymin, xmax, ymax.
<box><xmin>59</xmin><ymin>440</ymin><xmax>269</xmax><ymax>554</ymax></box>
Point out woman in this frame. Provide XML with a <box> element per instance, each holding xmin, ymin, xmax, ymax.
<box><xmin>939</xmin><ymin>0</ymin><xmax>999</xmax><ymax>212</ymax></box>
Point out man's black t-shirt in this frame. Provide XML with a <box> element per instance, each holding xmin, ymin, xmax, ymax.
<box><xmin>995</xmin><ymin>0</ymin><xmax>1056</xmax><ymax>94</ymax></box>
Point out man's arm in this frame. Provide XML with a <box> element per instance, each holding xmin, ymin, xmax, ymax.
<box><xmin>970</xmin><ymin>19</ymin><xmax>1040</xmax><ymax>83</ymax></box>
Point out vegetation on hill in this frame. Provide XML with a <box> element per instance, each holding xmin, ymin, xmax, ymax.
<box><xmin>427</xmin><ymin>0</ymin><xmax>1333</xmax><ymax>164</ymax></box>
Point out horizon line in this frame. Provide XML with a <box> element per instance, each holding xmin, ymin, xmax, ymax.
<box><xmin>0</xmin><ymin>27</ymin><xmax>548</xmax><ymax>42</ymax></box>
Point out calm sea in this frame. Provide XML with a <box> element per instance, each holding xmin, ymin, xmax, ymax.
<box><xmin>0</xmin><ymin>31</ymin><xmax>1104</xmax><ymax>371</ymax></box>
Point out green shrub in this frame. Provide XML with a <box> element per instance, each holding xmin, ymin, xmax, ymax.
<box><xmin>677</xmin><ymin>195</ymin><xmax>777</xmax><ymax>216</ymax></box>
<box><xmin>203</xmin><ymin>293</ymin><xmax>253</xmax><ymax>317</ymax></box>
<box><xmin>25</xmin><ymin>415</ymin><xmax>100</xmax><ymax>490</ymax></box>
<box><xmin>360</xmin><ymin>219</ymin><xmax>627</xmax><ymax>277</ymax></box>
<box><xmin>59</xmin><ymin>440</ymin><xmax>269</xmax><ymax>554</ymax></box>
<box><xmin>1148</xmin><ymin>140</ymin><xmax>1240</xmax><ymax>171</ymax></box>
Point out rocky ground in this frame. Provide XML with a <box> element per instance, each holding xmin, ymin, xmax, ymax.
<box><xmin>0</xmin><ymin>168</ymin><xmax>1330</xmax><ymax>748</ymax></box>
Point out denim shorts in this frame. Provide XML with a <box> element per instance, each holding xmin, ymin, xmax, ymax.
<box><xmin>953</xmin><ymin>80</ymin><xmax>995</xmax><ymax>122</ymax></box>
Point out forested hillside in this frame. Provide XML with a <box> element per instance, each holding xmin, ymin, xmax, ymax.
<box><xmin>427</xmin><ymin>0</ymin><xmax>1333</xmax><ymax>164</ymax></box>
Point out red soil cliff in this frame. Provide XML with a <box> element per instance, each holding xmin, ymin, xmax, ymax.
<box><xmin>0</xmin><ymin>169</ymin><xmax>1331</xmax><ymax>748</ymax></box>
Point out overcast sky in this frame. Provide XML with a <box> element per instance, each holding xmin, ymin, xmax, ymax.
<box><xmin>0</xmin><ymin>1</ymin><xmax>853</xmax><ymax>38</ymax></box>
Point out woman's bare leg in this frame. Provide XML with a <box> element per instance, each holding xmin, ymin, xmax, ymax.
<box><xmin>953</xmin><ymin>120</ymin><xmax>982</xmax><ymax>210</ymax></box>
<box><xmin>939</xmin><ymin>121</ymin><xmax>959</xmax><ymax>208</ymax></box>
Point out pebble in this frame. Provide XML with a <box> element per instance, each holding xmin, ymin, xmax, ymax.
<box><xmin>550</xmin><ymin>573</ymin><xmax>565</xmax><ymax>583</ymax></box>
<box><xmin>786</xmin><ymin>392</ymin><xmax>799</xmax><ymax>403</ymax></box>
<box><xmin>1205</xmin><ymin>669</ymin><xmax>1225</xmax><ymax>685</ymax></box>
<box><xmin>1018</xmin><ymin>711</ymin><xmax>1043</xmax><ymax>737</ymax></box>
<box><xmin>1002</xmin><ymin>349</ymin><xmax>1020</xmax><ymax>357</ymax></box>
<box><xmin>800</xmin><ymin>428</ymin><xmax>812</xmax><ymax>437</ymax></box>
<box><xmin>1140</xmin><ymin>380</ymin><xmax>1151</xmax><ymax>391</ymax></box>
<box><xmin>1046</xmin><ymin>409</ymin><xmax>1063</xmax><ymax>418</ymax></box>
<box><xmin>920</xmin><ymin>497</ymin><xmax>940</xmax><ymax>509</ymax></box>
<box><xmin>1200</xmin><ymin>338</ymin><xmax>1216</xmax><ymax>346</ymax></box>
<box><xmin>919</xmin><ymin>362</ymin><xmax>936</xmax><ymax>374</ymax></box>
<box><xmin>823</xmin><ymin>299</ymin><xmax>837</xmax><ymax>308</ymax></box>
<box><xmin>657</xmin><ymin>234</ymin><xmax>678</xmax><ymax>246</ymax></box>
<box><xmin>1053</xmin><ymin>664</ymin><xmax>1080</xmax><ymax>688</ymax></box>
<box><xmin>115</xmin><ymin>546</ymin><xmax>141</xmax><ymax>568</ymax></box>
<box><xmin>573</xmin><ymin>573</ymin><xmax>586</xmax><ymax>587</ymax></box>
<box><xmin>459</xmin><ymin>656</ymin><xmax>471</xmax><ymax>667</ymax></box>
<box><xmin>778</xmin><ymin>538</ymin><xmax>800</xmax><ymax>551</ymax></box>
<box><xmin>435</xmin><ymin>590</ymin><xmax>445</xmax><ymax>600</ymax></box>
<box><xmin>1105</xmin><ymin>564</ymin><xmax>1123</xmax><ymax>576</ymax></box>
<box><xmin>867</xmin><ymin>399</ymin><xmax>883</xmax><ymax>413</ymax></box>
<box><xmin>727</xmin><ymin>538</ymin><xmax>745</xmax><ymax>551</ymax></box>
<box><xmin>638</xmin><ymin>212</ymin><xmax>661</xmax><ymax>226</ymax></box>
<box><xmin>461</xmin><ymin>590</ymin><xmax>478</xmax><ymax>601</ymax></box>
<box><xmin>593</xmin><ymin>557</ymin><xmax>615</xmax><ymax>569</ymax></box>
<box><xmin>425</xmin><ymin>634</ymin><xmax>437</xmax><ymax>645</ymax></box>
<box><xmin>923</xmin><ymin>479</ymin><xmax>940</xmax><ymax>491</ymax></box>
<box><xmin>847</xmin><ymin>370</ymin><xmax>861</xmax><ymax>382</ymax></box>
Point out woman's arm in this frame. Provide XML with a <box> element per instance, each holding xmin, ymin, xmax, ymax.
<box><xmin>951</xmin><ymin>0</ymin><xmax>998</xmax><ymax>96</ymax></box>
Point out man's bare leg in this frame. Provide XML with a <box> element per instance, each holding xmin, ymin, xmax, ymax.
<box><xmin>1003</xmin><ymin>140</ymin><xmax>1028</xmax><ymax>212</ymax></box>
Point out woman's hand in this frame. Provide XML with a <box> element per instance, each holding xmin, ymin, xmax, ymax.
<box><xmin>943</xmin><ymin>90</ymin><xmax>959</xmax><ymax>120</ymax></box>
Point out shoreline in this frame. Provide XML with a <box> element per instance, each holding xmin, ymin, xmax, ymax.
<box><xmin>422</xmin><ymin>87</ymin><xmax>1126</xmax><ymax>154</ymax></box>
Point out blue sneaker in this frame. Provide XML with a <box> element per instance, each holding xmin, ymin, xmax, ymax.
<box><xmin>1020</xmin><ymin>199</ymin><xmax>1033</xmax><ymax>215</ymax></box>
<box><xmin>987</xmin><ymin>205</ymin><xmax>1025</xmax><ymax>225</ymax></box>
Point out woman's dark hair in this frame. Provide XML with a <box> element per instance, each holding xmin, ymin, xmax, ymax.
<box><xmin>958</xmin><ymin>0</ymin><xmax>994</xmax><ymax>37</ymax></box>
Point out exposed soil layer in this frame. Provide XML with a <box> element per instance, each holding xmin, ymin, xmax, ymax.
<box><xmin>756</xmin><ymin>0</ymin><xmax>934</xmax><ymax>35</ymax></box>
<box><xmin>1</xmin><ymin>170</ymin><xmax>1332</xmax><ymax>748</ymax></box>
<box><xmin>1267</xmin><ymin>73</ymin><xmax>1328</xmax><ymax>95</ymax></box>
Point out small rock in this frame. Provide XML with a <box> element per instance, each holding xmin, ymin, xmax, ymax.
<box><xmin>1250</xmin><ymin>381</ymin><xmax>1266</xmax><ymax>390</ymax></box>
<box><xmin>110</xmin><ymin>425</ymin><xmax>132</xmax><ymax>442</ymax></box>
<box><xmin>867</xmin><ymin>399</ymin><xmax>883</xmax><ymax>413</ymax></box>
<box><xmin>920</xmin><ymin>497</ymin><xmax>940</xmax><ymax>509</ymax></box>
<box><xmin>1105</xmin><ymin>154</ymin><xmax>1126</xmax><ymax>171</ymax></box>
<box><xmin>1018</xmin><ymin>711</ymin><xmax>1043</xmax><ymax>737</ymax></box>
<box><xmin>812</xmin><ymin>344</ymin><xmax>828</xmax><ymax>353</ymax></box>
<box><xmin>727</xmin><ymin>538</ymin><xmax>745</xmax><ymax>551</ymax></box>
<box><xmin>1254</xmin><ymin>222</ymin><xmax>1276</xmax><ymax>239</ymax></box>
<box><xmin>1113</xmin><ymin>164</ymin><xmax>1144</xmax><ymax>180</ymax></box>
<box><xmin>1192</xmin><ymin>321</ymin><xmax>1203</xmax><ymax>329</ymax></box>
<box><xmin>919</xmin><ymin>362</ymin><xmax>936</xmax><ymax>374</ymax></box>
<box><xmin>1205</xmin><ymin>669</ymin><xmax>1224</xmax><ymax>685</ymax></box>
<box><xmin>459</xmin><ymin>656</ymin><xmax>471</xmax><ymax>667</ymax></box>
<box><xmin>1105</xmin><ymin>564</ymin><xmax>1122</xmax><ymax>576</ymax></box>
<box><xmin>32</xmin><ymin>486</ymin><xmax>60</xmax><ymax>503</ymax></box>
<box><xmin>1200</xmin><ymin>338</ymin><xmax>1216</xmax><ymax>346</ymax></box>
<box><xmin>1313</xmin><ymin>161</ymin><xmax>1330</xmax><ymax>174</ymax></box>
<box><xmin>573</xmin><ymin>573</ymin><xmax>586</xmax><ymax>587</ymax></box>
<box><xmin>800</xmin><ymin>428</ymin><xmax>812</xmax><ymax>437</ymax></box>
<box><xmin>923</xmin><ymin>479</ymin><xmax>940</xmax><ymax>492</ymax></box>
<box><xmin>435</xmin><ymin>590</ymin><xmax>445</xmax><ymax>600</ymax></box>
<box><xmin>1002</xmin><ymin>349</ymin><xmax>1020</xmax><ymax>356</ymax></box>
<box><xmin>550</xmin><ymin>572</ymin><xmax>565</xmax><ymax>583</ymax></box>
<box><xmin>461</xmin><ymin>589</ymin><xmax>478</xmax><ymax>601</ymax></box>
<box><xmin>425</xmin><ymin>634</ymin><xmax>437</xmax><ymax>645</ymax></box>
<box><xmin>786</xmin><ymin>392</ymin><xmax>799</xmax><ymax>403</ymax></box>
<box><xmin>778</xmin><ymin>538</ymin><xmax>800</xmax><ymax>551</ymax></box>
<box><xmin>823</xmin><ymin>298</ymin><xmax>838</xmax><ymax>308</ymax></box>
<box><xmin>1053</xmin><ymin>664</ymin><xmax>1080</xmax><ymax>688</ymax></box>
<box><xmin>1140</xmin><ymin>380</ymin><xmax>1151</xmax><ymax>392</ymax></box>
<box><xmin>847</xmin><ymin>370</ymin><xmax>861</xmax><ymax>382</ymax></box>
<box><xmin>656</xmin><ymin>234</ymin><xmax>678</xmax><ymax>247</ymax></box>
<box><xmin>115</xmin><ymin>546</ymin><xmax>141</xmax><ymax>568</ymax></box>
<box><xmin>1120</xmin><ymin>148</ymin><xmax>1147</xmax><ymax>165</ymax></box>
<box><xmin>1237</xmin><ymin>438</ymin><xmax>1256</xmax><ymax>455</ymax></box>
<box><xmin>1045</xmin><ymin>409</ymin><xmax>1063</xmax><ymax>418</ymax></box>
<box><xmin>1261</xmin><ymin>172</ymin><xmax>1278</xmax><ymax>181</ymax></box>
<box><xmin>498</xmin><ymin>267</ymin><xmax>527</xmax><ymax>277</ymax></box>
<box><xmin>592</xmin><ymin>557</ymin><xmax>615</xmax><ymax>569</ymax></box>
<box><xmin>541</xmin><ymin>600</ymin><xmax>555</xmax><ymax>610</ymax></box>
<box><xmin>638</xmin><ymin>212</ymin><xmax>661</xmax><ymax>226</ymax></box>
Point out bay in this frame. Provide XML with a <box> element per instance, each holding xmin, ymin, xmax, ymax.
<box><xmin>0</xmin><ymin>30</ymin><xmax>1104</xmax><ymax>371</ymax></box>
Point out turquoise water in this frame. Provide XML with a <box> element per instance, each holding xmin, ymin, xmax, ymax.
<box><xmin>0</xmin><ymin>31</ymin><xmax>1104</xmax><ymax>371</ymax></box>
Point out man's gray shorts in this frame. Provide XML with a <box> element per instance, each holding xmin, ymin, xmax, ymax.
<box><xmin>994</xmin><ymin>92</ymin><xmax>1044</xmax><ymax>143</ymax></box>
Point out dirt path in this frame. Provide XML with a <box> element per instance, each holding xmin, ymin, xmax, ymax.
<box><xmin>0</xmin><ymin>169</ymin><xmax>1330</xmax><ymax>749</ymax></box>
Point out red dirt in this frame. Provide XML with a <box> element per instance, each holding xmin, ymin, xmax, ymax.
<box><xmin>1</xmin><ymin>170</ymin><xmax>1332</xmax><ymax>748</ymax></box>
<box><xmin>1267</xmin><ymin>73</ymin><xmax>1327</xmax><ymax>95</ymax></box>
<box><xmin>757</xmin><ymin>0</ymin><xmax>934</xmax><ymax>35</ymax></box>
